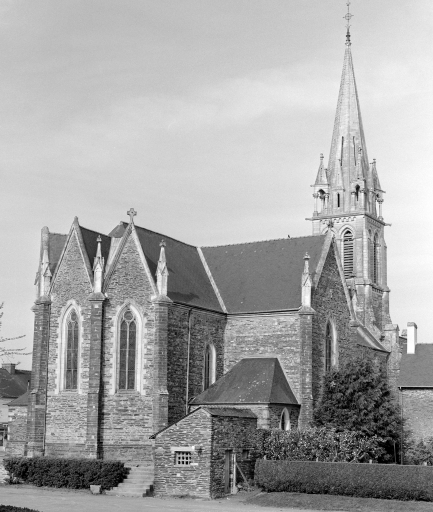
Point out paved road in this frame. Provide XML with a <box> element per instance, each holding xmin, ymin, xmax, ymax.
<box><xmin>0</xmin><ymin>486</ymin><xmax>334</xmax><ymax>512</ymax></box>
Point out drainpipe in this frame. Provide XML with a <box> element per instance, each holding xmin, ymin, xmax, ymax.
<box><xmin>185</xmin><ymin>309</ymin><xmax>192</xmax><ymax>415</ymax></box>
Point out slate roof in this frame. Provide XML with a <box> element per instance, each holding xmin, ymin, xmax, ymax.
<box><xmin>80</xmin><ymin>227</ymin><xmax>111</xmax><ymax>266</ymax></box>
<box><xmin>356</xmin><ymin>326</ymin><xmax>388</xmax><ymax>353</ymax></box>
<box><xmin>47</xmin><ymin>233</ymin><xmax>67</xmax><ymax>276</ymax></box>
<box><xmin>7</xmin><ymin>389</ymin><xmax>29</xmax><ymax>407</ymax></box>
<box><xmin>190</xmin><ymin>357</ymin><xmax>299</xmax><ymax>406</ymax></box>
<box><xmin>0</xmin><ymin>369</ymin><xmax>31</xmax><ymax>399</ymax></box>
<box><xmin>202</xmin><ymin>407</ymin><xmax>256</xmax><ymax>418</ymax></box>
<box><xmin>113</xmin><ymin>222</ymin><xmax>223</xmax><ymax>311</ymax></box>
<box><xmin>398</xmin><ymin>343</ymin><xmax>433</xmax><ymax>387</ymax></box>
<box><xmin>201</xmin><ymin>236</ymin><xmax>326</xmax><ymax>313</ymax></box>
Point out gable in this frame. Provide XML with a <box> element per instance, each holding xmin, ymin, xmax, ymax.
<box><xmin>51</xmin><ymin>231</ymin><xmax>92</xmax><ymax>294</ymax></box>
<box><xmin>109</xmin><ymin>223</ymin><xmax>222</xmax><ymax>311</ymax></box>
<box><xmin>201</xmin><ymin>236</ymin><xmax>326</xmax><ymax>313</ymax></box>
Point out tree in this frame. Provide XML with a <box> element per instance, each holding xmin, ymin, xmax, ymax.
<box><xmin>313</xmin><ymin>356</ymin><xmax>401</xmax><ymax>461</ymax></box>
<box><xmin>0</xmin><ymin>302</ymin><xmax>28</xmax><ymax>361</ymax></box>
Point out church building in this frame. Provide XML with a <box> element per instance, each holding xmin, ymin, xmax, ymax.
<box><xmin>13</xmin><ymin>22</ymin><xmax>413</xmax><ymax>495</ymax></box>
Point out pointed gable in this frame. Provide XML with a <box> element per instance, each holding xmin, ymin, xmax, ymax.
<box><xmin>201</xmin><ymin>235</ymin><xmax>326</xmax><ymax>313</ymax></box>
<box><xmin>190</xmin><ymin>358</ymin><xmax>298</xmax><ymax>405</ymax></box>
<box><xmin>107</xmin><ymin>223</ymin><xmax>222</xmax><ymax>311</ymax></box>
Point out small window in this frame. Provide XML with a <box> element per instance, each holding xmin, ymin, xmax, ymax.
<box><xmin>175</xmin><ymin>451</ymin><xmax>192</xmax><ymax>466</ymax></box>
<box><xmin>337</xmin><ymin>193</ymin><xmax>340</xmax><ymax>208</ymax></box>
<box><xmin>242</xmin><ymin>449</ymin><xmax>250</xmax><ymax>460</ymax></box>
<box><xmin>65</xmin><ymin>310</ymin><xmax>79</xmax><ymax>390</ymax></box>
<box><xmin>279</xmin><ymin>408</ymin><xmax>291</xmax><ymax>431</ymax></box>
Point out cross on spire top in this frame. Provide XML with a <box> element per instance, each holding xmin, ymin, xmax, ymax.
<box><xmin>127</xmin><ymin>208</ymin><xmax>137</xmax><ymax>224</ymax></box>
<box><xmin>344</xmin><ymin>1</ymin><xmax>353</xmax><ymax>46</ymax></box>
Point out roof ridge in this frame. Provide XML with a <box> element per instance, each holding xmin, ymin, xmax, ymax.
<box><xmin>80</xmin><ymin>226</ymin><xmax>110</xmax><ymax>238</ymax></box>
<box><xmin>202</xmin><ymin>234</ymin><xmax>325</xmax><ymax>249</ymax></box>
<box><xmin>49</xmin><ymin>231</ymin><xmax>67</xmax><ymax>237</ymax></box>
<box><xmin>133</xmin><ymin>223</ymin><xmax>198</xmax><ymax>249</ymax></box>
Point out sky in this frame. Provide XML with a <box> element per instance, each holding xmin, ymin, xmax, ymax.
<box><xmin>0</xmin><ymin>0</ymin><xmax>432</xmax><ymax>369</ymax></box>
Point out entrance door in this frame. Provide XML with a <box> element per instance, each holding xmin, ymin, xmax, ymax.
<box><xmin>224</xmin><ymin>450</ymin><xmax>232</xmax><ymax>494</ymax></box>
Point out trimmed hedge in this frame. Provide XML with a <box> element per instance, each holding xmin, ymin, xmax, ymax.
<box><xmin>0</xmin><ymin>507</ymin><xmax>40</xmax><ymax>512</ymax></box>
<box><xmin>255</xmin><ymin>460</ymin><xmax>433</xmax><ymax>501</ymax></box>
<box><xmin>3</xmin><ymin>458</ymin><xmax>128</xmax><ymax>490</ymax></box>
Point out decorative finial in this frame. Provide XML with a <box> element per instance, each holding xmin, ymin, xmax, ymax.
<box><xmin>344</xmin><ymin>1</ymin><xmax>353</xmax><ymax>46</ymax></box>
<box><xmin>160</xmin><ymin>240</ymin><xmax>166</xmax><ymax>248</ymax></box>
<box><xmin>320</xmin><ymin>153</ymin><xmax>324</xmax><ymax>161</ymax></box>
<box><xmin>127</xmin><ymin>208</ymin><xmax>137</xmax><ymax>224</ymax></box>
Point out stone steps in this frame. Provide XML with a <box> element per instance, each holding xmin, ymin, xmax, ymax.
<box><xmin>106</xmin><ymin>464</ymin><xmax>154</xmax><ymax>497</ymax></box>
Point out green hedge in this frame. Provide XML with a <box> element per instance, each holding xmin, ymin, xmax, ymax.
<box><xmin>3</xmin><ymin>458</ymin><xmax>128</xmax><ymax>490</ymax></box>
<box><xmin>255</xmin><ymin>460</ymin><xmax>433</xmax><ymax>501</ymax></box>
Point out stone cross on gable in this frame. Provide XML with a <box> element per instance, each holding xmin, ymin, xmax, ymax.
<box><xmin>127</xmin><ymin>208</ymin><xmax>137</xmax><ymax>223</ymax></box>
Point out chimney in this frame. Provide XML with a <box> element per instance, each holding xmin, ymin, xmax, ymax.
<box><xmin>2</xmin><ymin>363</ymin><xmax>16</xmax><ymax>374</ymax></box>
<box><xmin>407</xmin><ymin>322</ymin><xmax>417</xmax><ymax>354</ymax></box>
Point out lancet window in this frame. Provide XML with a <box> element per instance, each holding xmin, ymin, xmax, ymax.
<box><xmin>280</xmin><ymin>408</ymin><xmax>291</xmax><ymax>431</ymax></box>
<box><xmin>118</xmin><ymin>309</ymin><xmax>137</xmax><ymax>390</ymax></box>
<box><xmin>373</xmin><ymin>234</ymin><xmax>379</xmax><ymax>284</ymax></box>
<box><xmin>65</xmin><ymin>310</ymin><xmax>79</xmax><ymax>390</ymax></box>
<box><xmin>342</xmin><ymin>230</ymin><xmax>354</xmax><ymax>278</ymax></box>
<box><xmin>204</xmin><ymin>344</ymin><xmax>216</xmax><ymax>390</ymax></box>
<box><xmin>325</xmin><ymin>323</ymin><xmax>332</xmax><ymax>373</ymax></box>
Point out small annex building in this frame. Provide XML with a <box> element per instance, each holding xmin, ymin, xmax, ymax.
<box><xmin>0</xmin><ymin>364</ymin><xmax>31</xmax><ymax>451</ymax></box>
<box><xmin>190</xmin><ymin>357</ymin><xmax>300</xmax><ymax>430</ymax></box>
<box><xmin>152</xmin><ymin>407</ymin><xmax>257</xmax><ymax>499</ymax></box>
<box><xmin>398</xmin><ymin>323</ymin><xmax>433</xmax><ymax>442</ymax></box>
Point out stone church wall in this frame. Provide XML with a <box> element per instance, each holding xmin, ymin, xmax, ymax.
<box><xmin>223</xmin><ymin>314</ymin><xmax>301</xmax><ymax>400</ymax></box>
<box><xmin>311</xmin><ymin>247</ymin><xmax>359</xmax><ymax>404</ymax></box>
<box><xmin>402</xmin><ymin>389</ymin><xmax>433</xmax><ymax>442</ymax></box>
<box><xmin>167</xmin><ymin>306</ymin><xmax>226</xmax><ymax>425</ymax></box>
<box><xmin>100</xmin><ymin>235</ymin><xmax>156</xmax><ymax>461</ymax></box>
<box><xmin>45</xmin><ymin>232</ymin><xmax>93</xmax><ymax>458</ymax></box>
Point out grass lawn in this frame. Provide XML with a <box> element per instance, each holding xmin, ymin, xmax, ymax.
<box><xmin>246</xmin><ymin>492</ymin><xmax>433</xmax><ymax>511</ymax></box>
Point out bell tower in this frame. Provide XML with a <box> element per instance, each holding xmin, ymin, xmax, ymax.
<box><xmin>309</xmin><ymin>14</ymin><xmax>391</xmax><ymax>336</ymax></box>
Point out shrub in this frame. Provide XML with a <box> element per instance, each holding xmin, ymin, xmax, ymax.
<box><xmin>3</xmin><ymin>458</ymin><xmax>128</xmax><ymax>490</ymax></box>
<box><xmin>255</xmin><ymin>460</ymin><xmax>433</xmax><ymax>501</ymax></box>
<box><xmin>405</xmin><ymin>438</ymin><xmax>433</xmax><ymax>466</ymax></box>
<box><xmin>0</xmin><ymin>507</ymin><xmax>40</xmax><ymax>512</ymax></box>
<box><xmin>314</xmin><ymin>356</ymin><xmax>401</xmax><ymax>462</ymax></box>
<box><xmin>251</xmin><ymin>427</ymin><xmax>384</xmax><ymax>463</ymax></box>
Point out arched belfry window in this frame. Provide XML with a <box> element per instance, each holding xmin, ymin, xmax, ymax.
<box><xmin>355</xmin><ymin>185</ymin><xmax>360</xmax><ymax>202</ymax></box>
<box><xmin>373</xmin><ymin>234</ymin><xmax>379</xmax><ymax>284</ymax></box>
<box><xmin>204</xmin><ymin>344</ymin><xmax>216</xmax><ymax>390</ymax></box>
<box><xmin>65</xmin><ymin>310</ymin><xmax>79</xmax><ymax>390</ymax></box>
<box><xmin>342</xmin><ymin>230</ymin><xmax>354</xmax><ymax>278</ymax></box>
<box><xmin>119</xmin><ymin>309</ymin><xmax>137</xmax><ymax>390</ymax></box>
<box><xmin>325</xmin><ymin>323</ymin><xmax>332</xmax><ymax>373</ymax></box>
<box><xmin>280</xmin><ymin>408</ymin><xmax>291</xmax><ymax>431</ymax></box>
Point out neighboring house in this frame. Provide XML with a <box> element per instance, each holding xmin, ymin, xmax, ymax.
<box><xmin>0</xmin><ymin>364</ymin><xmax>31</xmax><ymax>450</ymax></box>
<box><xmin>7</xmin><ymin>390</ymin><xmax>29</xmax><ymax>456</ymax></box>
<box><xmin>398</xmin><ymin>324</ymin><xmax>433</xmax><ymax>442</ymax></box>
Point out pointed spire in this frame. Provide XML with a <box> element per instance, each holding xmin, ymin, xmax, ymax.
<box><xmin>327</xmin><ymin>34</ymin><xmax>369</xmax><ymax>211</ymax></box>
<box><xmin>156</xmin><ymin>240</ymin><xmax>169</xmax><ymax>296</ymax></box>
<box><xmin>93</xmin><ymin>235</ymin><xmax>105</xmax><ymax>294</ymax></box>
<box><xmin>314</xmin><ymin>153</ymin><xmax>329</xmax><ymax>186</ymax></box>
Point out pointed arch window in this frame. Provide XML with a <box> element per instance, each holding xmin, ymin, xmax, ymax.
<box><xmin>355</xmin><ymin>185</ymin><xmax>360</xmax><ymax>202</ymax></box>
<box><xmin>373</xmin><ymin>234</ymin><xmax>379</xmax><ymax>284</ymax></box>
<box><xmin>204</xmin><ymin>344</ymin><xmax>216</xmax><ymax>390</ymax></box>
<box><xmin>325</xmin><ymin>323</ymin><xmax>332</xmax><ymax>373</ymax></box>
<box><xmin>279</xmin><ymin>408</ymin><xmax>291</xmax><ymax>431</ymax></box>
<box><xmin>343</xmin><ymin>230</ymin><xmax>354</xmax><ymax>278</ymax></box>
<box><xmin>119</xmin><ymin>309</ymin><xmax>137</xmax><ymax>390</ymax></box>
<box><xmin>65</xmin><ymin>310</ymin><xmax>79</xmax><ymax>390</ymax></box>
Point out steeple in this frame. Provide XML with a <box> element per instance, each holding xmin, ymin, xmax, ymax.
<box><xmin>308</xmin><ymin>4</ymin><xmax>391</xmax><ymax>335</ymax></box>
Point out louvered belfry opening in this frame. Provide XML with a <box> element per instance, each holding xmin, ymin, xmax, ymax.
<box><xmin>325</xmin><ymin>323</ymin><xmax>332</xmax><ymax>372</ymax></box>
<box><xmin>343</xmin><ymin>230</ymin><xmax>354</xmax><ymax>278</ymax></box>
<box><xmin>373</xmin><ymin>234</ymin><xmax>379</xmax><ymax>284</ymax></box>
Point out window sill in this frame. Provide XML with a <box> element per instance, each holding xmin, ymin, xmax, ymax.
<box><xmin>115</xmin><ymin>390</ymin><xmax>140</xmax><ymax>395</ymax></box>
